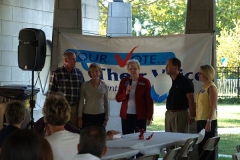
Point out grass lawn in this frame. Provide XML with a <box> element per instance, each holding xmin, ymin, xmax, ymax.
<box><xmin>147</xmin><ymin>104</ymin><xmax>240</xmax><ymax>159</ymax></box>
<box><xmin>218</xmin><ymin>134</ymin><xmax>240</xmax><ymax>158</ymax></box>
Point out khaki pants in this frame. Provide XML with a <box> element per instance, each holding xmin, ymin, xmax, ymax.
<box><xmin>69</xmin><ymin>104</ymin><xmax>78</xmax><ymax>129</ymax></box>
<box><xmin>165</xmin><ymin>110</ymin><xmax>188</xmax><ymax>133</ymax></box>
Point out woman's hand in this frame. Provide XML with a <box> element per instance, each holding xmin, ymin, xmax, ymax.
<box><xmin>78</xmin><ymin>117</ymin><xmax>83</xmax><ymax>128</ymax></box>
<box><xmin>126</xmin><ymin>85</ymin><xmax>132</xmax><ymax>94</ymax></box>
<box><xmin>103</xmin><ymin>119</ymin><xmax>108</xmax><ymax>128</ymax></box>
<box><xmin>146</xmin><ymin>119</ymin><xmax>152</xmax><ymax>126</ymax></box>
<box><xmin>205</xmin><ymin>121</ymin><xmax>211</xmax><ymax>132</ymax></box>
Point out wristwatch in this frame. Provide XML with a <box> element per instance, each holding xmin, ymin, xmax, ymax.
<box><xmin>207</xmin><ymin>119</ymin><xmax>212</xmax><ymax>122</ymax></box>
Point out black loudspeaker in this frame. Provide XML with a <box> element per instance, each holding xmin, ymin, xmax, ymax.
<box><xmin>18</xmin><ymin>28</ymin><xmax>46</xmax><ymax>71</ymax></box>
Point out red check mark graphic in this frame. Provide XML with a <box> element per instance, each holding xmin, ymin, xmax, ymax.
<box><xmin>114</xmin><ymin>46</ymin><xmax>139</xmax><ymax>67</ymax></box>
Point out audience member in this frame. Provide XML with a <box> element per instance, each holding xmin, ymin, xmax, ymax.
<box><xmin>78</xmin><ymin>63</ymin><xmax>108</xmax><ymax>128</ymax></box>
<box><xmin>0</xmin><ymin>129</ymin><xmax>53</xmax><ymax>160</ymax></box>
<box><xmin>72</xmin><ymin>124</ymin><xmax>107</xmax><ymax>160</ymax></box>
<box><xmin>43</xmin><ymin>93</ymin><xmax>119</xmax><ymax>160</ymax></box>
<box><xmin>115</xmin><ymin>59</ymin><xmax>153</xmax><ymax>135</ymax></box>
<box><xmin>43</xmin><ymin>92</ymin><xmax>79</xmax><ymax>160</ymax></box>
<box><xmin>0</xmin><ymin>101</ymin><xmax>26</xmax><ymax>148</ymax></box>
<box><xmin>48</xmin><ymin>50</ymin><xmax>85</xmax><ymax>128</ymax></box>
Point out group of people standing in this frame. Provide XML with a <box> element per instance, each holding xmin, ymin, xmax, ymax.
<box><xmin>48</xmin><ymin>51</ymin><xmax>154</xmax><ymax>135</ymax></box>
<box><xmin>0</xmin><ymin>50</ymin><xmax>218</xmax><ymax>160</ymax></box>
<box><xmin>49</xmin><ymin>51</ymin><xmax>217</xmax><ymax>159</ymax></box>
<box><xmin>165</xmin><ymin>58</ymin><xmax>218</xmax><ymax>160</ymax></box>
<box><xmin>49</xmin><ymin>51</ymin><xmax>218</xmax><ymax>159</ymax></box>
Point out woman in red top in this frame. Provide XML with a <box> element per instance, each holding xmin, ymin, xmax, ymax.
<box><xmin>115</xmin><ymin>59</ymin><xmax>153</xmax><ymax>135</ymax></box>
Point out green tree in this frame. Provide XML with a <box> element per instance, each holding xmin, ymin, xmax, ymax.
<box><xmin>99</xmin><ymin>0</ymin><xmax>187</xmax><ymax>36</ymax></box>
<box><xmin>216</xmin><ymin>20</ymin><xmax>240</xmax><ymax>67</ymax></box>
<box><xmin>99</xmin><ymin>0</ymin><xmax>240</xmax><ymax>68</ymax></box>
<box><xmin>216</xmin><ymin>0</ymin><xmax>240</xmax><ymax>37</ymax></box>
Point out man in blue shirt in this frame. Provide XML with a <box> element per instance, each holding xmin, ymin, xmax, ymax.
<box><xmin>165</xmin><ymin>57</ymin><xmax>195</xmax><ymax>133</ymax></box>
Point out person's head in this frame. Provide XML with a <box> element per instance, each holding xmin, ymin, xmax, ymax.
<box><xmin>199</xmin><ymin>64</ymin><xmax>215</xmax><ymax>82</ymax></box>
<box><xmin>126</xmin><ymin>59</ymin><xmax>140</xmax><ymax>78</ymax></box>
<box><xmin>43</xmin><ymin>92</ymin><xmax>71</xmax><ymax>126</ymax></box>
<box><xmin>0</xmin><ymin>129</ymin><xmax>53</xmax><ymax>160</ymax></box>
<box><xmin>63</xmin><ymin>51</ymin><xmax>76</xmax><ymax>71</ymax></box>
<box><xmin>78</xmin><ymin>124</ymin><xmax>107</xmax><ymax>158</ymax></box>
<box><xmin>5</xmin><ymin>101</ymin><xmax>26</xmax><ymax>126</ymax></box>
<box><xmin>88</xmin><ymin>63</ymin><xmax>102</xmax><ymax>79</ymax></box>
<box><xmin>165</xmin><ymin>57</ymin><xmax>181</xmax><ymax>75</ymax></box>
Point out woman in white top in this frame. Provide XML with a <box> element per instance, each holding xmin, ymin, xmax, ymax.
<box><xmin>78</xmin><ymin>63</ymin><xmax>109</xmax><ymax>128</ymax></box>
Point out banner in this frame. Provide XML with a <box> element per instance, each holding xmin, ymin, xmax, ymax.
<box><xmin>59</xmin><ymin>33</ymin><xmax>212</xmax><ymax>101</ymax></box>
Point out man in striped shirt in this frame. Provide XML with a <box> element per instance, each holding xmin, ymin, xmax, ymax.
<box><xmin>48</xmin><ymin>51</ymin><xmax>85</xmax><ymax>128</ymax></box>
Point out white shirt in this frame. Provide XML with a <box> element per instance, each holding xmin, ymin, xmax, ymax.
<box><xmin>127</xmin><ymin>81</ymin><xmax>137</xmax><ymax>114</ymax></box>
<box><xmin>45</xmin><ymin>130</ymin><xmax>80</xmax><ymax>160</ymax></box>
<box><xmin>72</xmin><ymin>153</ymin><xmax>100</xmax><ymax>160</ymax></box>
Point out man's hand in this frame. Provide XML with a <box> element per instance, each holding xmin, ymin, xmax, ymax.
<box><xmin>187</xmin><ymin>117</ymin><xmax>194</xmax><ymax>125</ymax></box>
<box><xmin>106</xmin><ymin>130</ymin><xmax>120</xmax><ymax>140</ymax></box>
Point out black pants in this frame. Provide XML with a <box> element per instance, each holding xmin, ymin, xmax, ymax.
<box><xmin>197</xmin><ymin>120</ymin><xmax>217</xmax><ymax>160</ymax></box>
<box><xmin>82</xmin><ymin>113</ymin><xmax>105</xmax><ymax>128</ymax></box>
<box><xmin>121</xmin><ymin>114</ymin><xmax>146</xmax><ymax>135</ymax></box>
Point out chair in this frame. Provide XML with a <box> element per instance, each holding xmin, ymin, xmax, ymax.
<box><xmin>177</xmin><ymin>138</ymin><xmax>194</xmax><ymax>159</ymax></box>
<box><xmin>237</xmin><ymin>145</ymin><xmax>240</xmax><ymax>152</ymax></box>
<box><xmin>185</xmin><ymin>137</ymin><xmax>198</xmax><ymax>157</ymax></box>
<box><xmin>197</xmin><ymin>136</ymin><xmax>220</xmax><ymax>160</ymax></box>
<box><xmin>136</xmin><ymin>153</ymin><xmax>159</xmax><ymax>160</ymax></box>
<box><xmin>160</xmin><ymin>147</ymin><xmax>182</xmax><ymax>160</ymax></box>
<box><xmin>232</xmin><ymin>152</ymin><xmax>240</xmax><ymax>160</ymax></box>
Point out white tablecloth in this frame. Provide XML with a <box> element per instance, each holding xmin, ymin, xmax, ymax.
<box><xmin>106</xmin><ymin>132</ymin><xmax>199</xmax><ymax>155</ymax></box>
<box><xmin>102</xmin><ymin>148</ymin><xmax>139</xmax><ymax>160</ymax></box>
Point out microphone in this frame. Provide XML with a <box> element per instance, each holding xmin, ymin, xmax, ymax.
<box><xmin>128</xmin><ymin>76</ymin><xmax>132</xmax><ymax>93</ymax></box>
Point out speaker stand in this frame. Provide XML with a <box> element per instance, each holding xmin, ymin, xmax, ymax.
<box><xmin>26</xmin><ymin>70</ymin><xmax>35</xmax><ymax>129</ymax></box>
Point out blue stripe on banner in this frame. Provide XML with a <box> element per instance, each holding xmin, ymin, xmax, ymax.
<box><xmin>65</xmin><ymin>49</ymin><xmax>175</xmax><ymax>65</ymax></box>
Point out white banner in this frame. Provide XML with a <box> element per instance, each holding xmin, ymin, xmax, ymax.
<box><xmin>59</xmin><ymin>33</ymin><xmax>212</xmax><ymax>101</ymax></box>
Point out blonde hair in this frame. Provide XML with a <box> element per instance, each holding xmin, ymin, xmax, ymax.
<box><xmin>43</xmin><ymin>92</ymin><xmax>71</xmax><ymax>126</ymax></box>
<box><xmin>126</xmin><ymin>59</ymin><xmax>140</xmax><ymax>70</ymax></box>
<box><xmin>200</xmin><ymin>64</ymin><xmax>215</xmax><ymax>81</ymax></box>
<box><xmin>88</xmin><ymin>63</ymin><xmax>102</xmax><ymax>78</ymax></box>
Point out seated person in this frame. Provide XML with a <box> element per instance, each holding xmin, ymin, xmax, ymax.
<box><xmin>43</xmin><ymin>93</ymin><xmax>119</xmax><ymax>160</ymax></box>
<box><xmin>72</xmin><ymin>124</ymin><xmax>108</xmax><ymax>160</ymax></box>
<box><xmin>0</xmin><ymin>101</ymin><xmax>26</xmax><ymax>148</ymax></box>
<box><xmin>0</xmin><ymin>129</ymin><xmax>53</xmax><ymax>160</ymax></box>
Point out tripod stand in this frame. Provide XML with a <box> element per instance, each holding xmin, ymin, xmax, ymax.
<box><xmin>26</xmin><ymin>70</ymin><xmax>36</xmax><ymax>129</ymax></box>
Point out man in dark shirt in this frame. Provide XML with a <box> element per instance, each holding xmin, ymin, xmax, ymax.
<box><xmin>165</xmin><ymin>57</ymin><xmax>195</xmax><ymax>133</ymax></box>
<box><xmin>0</xmin><ymin>101</ymin><xmax>26</xmax><ymax>147</ymax></box>
<box><xmin>48</xmin><ymin>51</ymin><xmax>85</xmax><ymax>128</ymax></box>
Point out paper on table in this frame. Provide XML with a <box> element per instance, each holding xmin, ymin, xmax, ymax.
<box><xmin>113</xmin><ymin>133</ymin><xmax>122</xmax><ymax>139</ymax></box>
<box><xmin>196</xmin><ymin>128</ymin><xmax>205</xmax><ymax>144</ymax></box>
<box><xmin>130</xmin><ymin>142</ymin><xmax>144</xmax><ymax>151</ymax></box>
